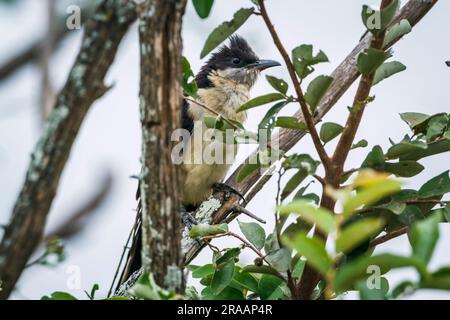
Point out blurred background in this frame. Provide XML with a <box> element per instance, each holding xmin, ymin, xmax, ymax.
<box><xmin>0</xmin><ymin>0</ymin><xmax>449</xmax><ymax>299</ymax></box>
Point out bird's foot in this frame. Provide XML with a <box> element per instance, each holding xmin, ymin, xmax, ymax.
<box><xmin>181</xmin><ymin>206</ymin><xmax>198</xmax><ymax>230</ymax></box>
<box><xmin>181</xmin><ymin>206</ymin><xmax>202</xmax><ymax>246</ymax></box>
<box><xmin>212</xmin><ymin>182</ymin><xmax>246</xmax><ymax>204</ymax></box>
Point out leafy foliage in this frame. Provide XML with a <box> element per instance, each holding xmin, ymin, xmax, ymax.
<box><xmin>200</xmin><ymin>7</ymin><xmax>254</xmax><ymax>58</ymax></box>
<box><xmin>192</xmin><ymin>0</ymin><xmax>214</xmax><ymax>19</ymax></box>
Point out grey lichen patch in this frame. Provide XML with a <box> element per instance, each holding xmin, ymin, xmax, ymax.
<box><xmin>28</xmin><ymin>104</ymin><xmax>70</xmax><ymax>182</ymax></box>
<box><xmin>164</xmin><ymin>197</ymin><xmax>172</xmax><ymax>217</ymax></box>
<box><xmin>195</xmin><ymin>196</ymin><xmax>221</xmax><ymax>222</ymax></box>
<box><xmin>164</xmin><ymin>265</ymin><xmax>182</xmax><ymax>292</ymax></box>
<box><xmin>181</xmin><ymin>229</ymin><xmax>197</xmax><ymax>255</ymax></box>
<box><xmin>139</xmin><ymin>94</ymin><xmax>146</xmax><ymax>114</ymax></box>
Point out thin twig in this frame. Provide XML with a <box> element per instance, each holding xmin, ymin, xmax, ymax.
<box><xmin>332</xmin><ymin>0</ymin><xmax>392</xmax><ymax>174</ymax></box>
<box><xmin>313</xmin><ymin>174</ymin><xmax>326</xmax><ymax>186</ymax></box>
<box><xmin>257</xmin><ymin>0</ymin><xmax>331</xmax><ymax>171</ymax></box>
<box><xmin>369</xmin><ymin>226</ymin><xmax>409</xmax><ymax>248</ymax></box>
<box><xmin>233</xmin><ymin>205</ymin><xmax>266</xmax><ymax>224</ymax></box>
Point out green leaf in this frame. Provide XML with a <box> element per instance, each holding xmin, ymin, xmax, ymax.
<box><xmin>265</xmin><ymin>248</ymin><xmax>291</xmax><ymax>273</ymax></box>
<box><xmin>400</xmin><ymin>139</ymin><xmax>450</xmax><ymax>161</ymax></box>
<box><xmin>200</xmin><ymin>7</ymin><xmax>254</xmax><ymax>58</ymax></box>
<box><xmin>362</xmin><ymin>145</ymin><xmax>385</xmax><ymax>169</ymax></box>
<box><xmin>399</xmin><ymin>112</ymin><xmax>430</xmax><ymax>130</ymax></box>
<box><xmin>292</xmin><ymin>44</ymin><xmax>329</xmax><ymax>79</ymax></box>
<box><xmin>281</xmin><ymin>170</ymin><xmax>307</xmax><ymax>200</ymax></box>
<box><xmin>238</xmin><ymin>221</ymin><xmax>265</xmax><ymax>250</ymax></box>
<box><xmin>320</xmin><ymin>122</ymin><xmax>343</xmax><ymax>144</ymax></box>
<box><xmin>282</xmin><ymin>218</ymin><xmax>313</xmax><ymax>239</ymax></box>
<box><xmin>192</xmin><ymin>0</ymin><xmax>214</xmax><ymax>19</ymax></box>
<box><xmin>398</xmin><ymin>205</ymin><xmax>425</xmax><ymax>226</ymax></box>
<box><xmin>216</xmin><ymin>248</ymin><xmax>241</xmax><ymax>266</ymax></box>
<box><xmin>202</xmin><ymin>286</ymin><xmax>244</xmax><ymax>300</ymax></box>
<box><xmin>304</xmin><ymin>75</ymin><xmax>334</xmax><ymax>112</ymax></box>
<box><xmin>384</xmin><ymin>161</ymin><xmax>424</xmax><ymax>178</ymax></box>
<box><xmin>188</xmin><ymin>223</ymin><xmax>228</xmax><ymax>238</ymax></box>
<box><xmin>264</xmin><ymin>232</ymin><xmax>280</xmax><ymax>254</ymax></box>
<box><xmin>409</xmin><ymin>213</ymin><xmax>441</xmax><ymax>265</ymax></box>
<box><xmin>418</xmin><ymin>171</ymin><xmax>450</xmax><ymax>198</ymax></box>
<box><xmin>282</xmin><ymin>153</ymin><xmax>319</xmax><ymax>171</ymax></box>
<box><xmin>334</xmin><ymin>254</ymin><xmax>426</xmax><ymax>293</ymax></box>
<box><xmin>336</xmin><ymin>218</ymin><xmax>385</xmax><ymax>254</ymax></box>
<box><xmin>265</xmin><ymin>75</ymin><xmax>288</xmax><ymax>94</ymax></box>
<box><xmin>384</xmin><ymin>19</ymin><xmax>412</xmax><ymax>46</ymax></box>
<box><xmin>236</xmin><ymin>161</ymin><xmax>261</xmax><ymax>183</ymax></box>
<box><xmin>356</xmin><ymin>277</ymin><xmax>389</xmax><ymax>300</ymax></box>
<box><xmin>242</xmin><ymin>265</ymin><xmax>282</xmax><ymax>278</ymax></box>
<box><xmin>275</xmin><ymin>116</ymin><xmax>307</xmax><ymax>130</ymax></box>
<box><xmin>421</xmin><ymin>267</ymin><xmax>450</xmax><ymax>290</ymax></box>
<box><xmin>191</xmin><ymin>264</ymin><xmax>215</xmax><ymax>279</ymax></box>
<box><xmin>278</xmin><ymin>200</ymin><xmax>336</xmax><ymax>235</ymax></box>
<box><xmin>281</xmin><ymin>154</ymin><xmax>319</xmax><ymax>200</ymax></box>
<box><xmin>357</xmin><ymin>48</ymin><xmax>391</xmax><ymax>76</ymax></box>
<box><xmin>351</xmin><ymin>139</ymin><xmax>368</xmax><ymax>150</ymax></box>
<box><xmin>391</xmin><ymin>281</ymin><xmax>417</xmax><ymax>299</ymax></box>
<box><xmin>343</xmin><ymin>179</ymin><xmax>401</xmax><ymax>219</ymax></box>
<box><xmin>291</xmin><ymin>258</ymin><xmax>306</xmax><ymax>278</ymax></box>
<box><xmin>182</xmin><ymin>57</ymin><xmax>198</xmax><ymax>97</ymax></box>
<box><xmin>361</xmin><ymin>0</ymin><xmax>400</xmax><ymax>33</ymax></box>
<box><xmin>444</xmin><ymin>205</ymin><xmax>450</xmax><ymax>223</ymax></box>
<box><xmin>257</xmin><ymin>274</ymin><xmax>286</xmax><ymax>300</ymax></box>
<box><xmin>128</xmin><ymin>273</ymin><xmax>165</xmax><ymax>300</ymax></box>
<box><xmin>87</xmin><ymin>283</ymin><xmax>99</xmax><ymax>300</ymax></box>
<box><xmin>237</xmin><ymin>93</ymin><xmax>285</xmax><ymax>112</ymax></box>
<box><xmin>258</xmin><ymin>101</ymin><xmax>288</xmax><ymax>138</ymax></box>
<box><xmin>426</xmin><ymin>114</ymin><xmax>448</xmax><ymax>142</ymax></box>
<box><xmin>446</xmin><ymin>61</ymin><xmax>450</xmax><ymax>67</ymax></box>
<box><xmin>373</xmin><ymin>61</ymin><xmax>406</xmax><ymax>85</ymax></box>
<box><xmin>232</xmin><ymin>269</ymin><xmax>258</xmax><ymax>292</ymax></box>
<box><xmin>211</xmin><ymin>260</ymin><xmax>235</xmax><ymax>295</ymax></box>
<box><xmin>41</xmin><ymin>292</ymin><xmax>78</xmax><ymax>300</ymax></box>
<box><xmin>385</xmin><ymin>140</ymin><xmax>428</xmax><ymax>159</ymax></box>
<box><xmin>283</xmin><ymin>233</ymin><xmax>332</xmax><ymax>276</ymax></box>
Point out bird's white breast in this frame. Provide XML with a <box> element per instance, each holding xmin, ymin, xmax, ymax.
<box><xmin>182</xmin><ymin>73</ymin><xmax>250</xmax><ymax>206</ymax></box>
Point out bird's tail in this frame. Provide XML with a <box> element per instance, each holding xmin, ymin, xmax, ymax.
<box><xmin>110</xmin><ymin>183</ymin><xmax>143</xmax><ymax>295</ymax></box>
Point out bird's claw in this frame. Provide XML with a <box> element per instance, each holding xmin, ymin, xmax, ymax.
<box><xmin>181</xmin><ymin>209</ymin><xmax>198</xmax><ymax>230</ymax></box>
<box><xmin>212</xmin><ymin>182</ymin><xmax>246</xmax><ymax>204</ymax></box>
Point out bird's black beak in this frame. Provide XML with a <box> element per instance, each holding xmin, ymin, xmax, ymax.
<box><xmin>248</xmin><ymin>59</ymin><xmax>281</xmax><ymax>71</ymax></box>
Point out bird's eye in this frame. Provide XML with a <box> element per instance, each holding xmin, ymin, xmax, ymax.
<box><xmin>232</xmin><ymin>58</ymin><xmax>240</xmax><ymax>65</ymax></box>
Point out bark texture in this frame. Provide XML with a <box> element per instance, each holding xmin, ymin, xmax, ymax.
<box><xmin>0</xmin><ymin>0</ymin><xmax>137</xmax><ymax>299</ymax></box>
<box><xmin>137</xmin><ymin>0</ymin><xmax>187</xmax><ymax>292</ymax></box>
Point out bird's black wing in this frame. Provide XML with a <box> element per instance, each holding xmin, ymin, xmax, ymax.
<box><xmin>181</xmin><ymin>98</ymin><xmax>194</xmax><ymax>135</ymax></box>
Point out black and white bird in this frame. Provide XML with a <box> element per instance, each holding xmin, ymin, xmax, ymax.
<box><xmin>116</xmin><ymin>35</ymin><xmax>280</xmax><ymax>287</ymax></box>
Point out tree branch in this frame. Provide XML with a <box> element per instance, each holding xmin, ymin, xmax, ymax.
<box><xmin>138</xmin><ymin>0</ymin><xmax>187</xmax><ymax>293</ymax></box>
<box><xmin>258</xmin><ymin>0</ymin><xmax>331</xmax><ymax>170</ymax></box>
<box><xmin>0</xmin><ymin>1</ymin><xmax>96</xmax><ymax>83</ymax></box>
<box><xmin>0</xmin><ymin>0</ymin><xmax>137</xmax><ymax>299</ymax></box>
<box><xmin>332</xmin><ymin>0</ymin><xmax>392</xmax><ymax>174</ymax></box>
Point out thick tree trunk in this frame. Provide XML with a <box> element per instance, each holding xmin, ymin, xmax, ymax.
<box><xmin>0</xmin><ymin>0</ymin><xmax>137</xmax><ymax>300</ymax></box>
<box><xmin>137</xmin><ymin>0</ymin><xmax>187</xmax><ymax>292</ymax></box>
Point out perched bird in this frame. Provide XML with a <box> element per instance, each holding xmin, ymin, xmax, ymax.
<box><xmin>116</xmin><ymin>35</ymin><xmax>280</xmax><ymax>288</ymax></box>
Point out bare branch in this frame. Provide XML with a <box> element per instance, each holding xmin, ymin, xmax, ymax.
<box><xmin>258</xmin><ymin>0</ymin><xmax>331</xmax><ymax>170</ymax></box>
<box><xmin>0</xmin><ymin>0</ymin><xmax>137</xmax><ymax>299</ymax></box>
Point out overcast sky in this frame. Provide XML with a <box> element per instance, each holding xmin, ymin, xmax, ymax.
<box><xmin>0</xmin><ymin>0</ymin><xmax>449</xmax><ymax>299</ymax></box>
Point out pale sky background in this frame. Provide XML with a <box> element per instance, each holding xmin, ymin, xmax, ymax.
<box><xmin>0</xmin><ymin>0</ymin><xmax>449</xmax><ymax>300</ymax></box>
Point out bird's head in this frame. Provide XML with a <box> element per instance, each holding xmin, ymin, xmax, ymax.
<box><xmin>196</xmin><ymin>35</ymin><xmax>280</xmax><ymax>88</ymax></box>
